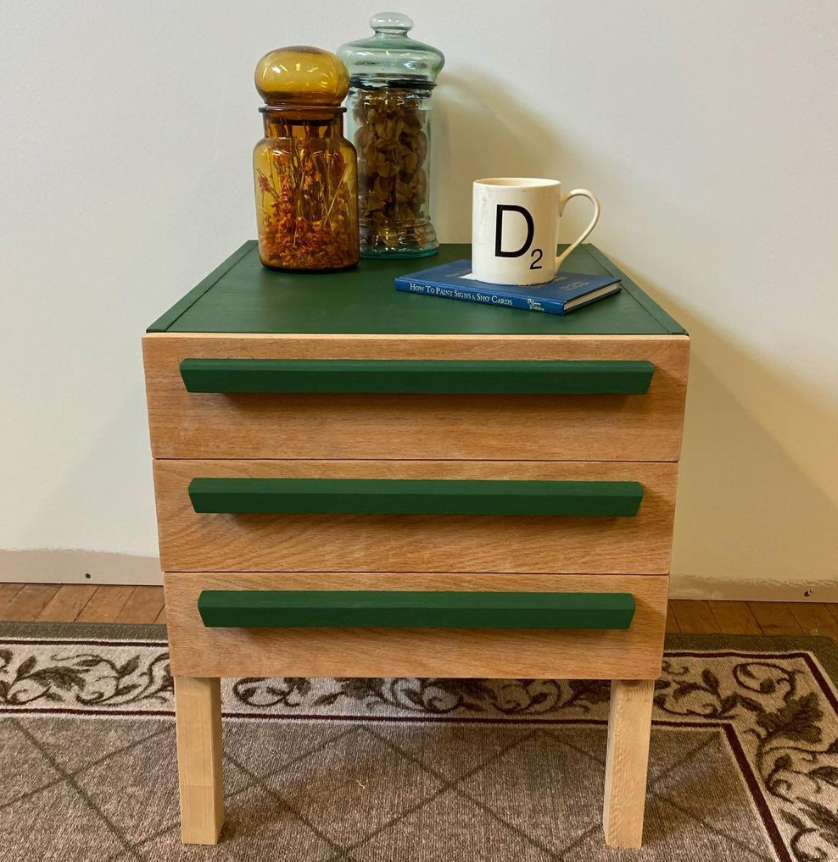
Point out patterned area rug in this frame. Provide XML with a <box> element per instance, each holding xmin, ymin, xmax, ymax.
<box><xmin>2</xmin><ymin>623</ymin><xmax>838</xmax><ymax>862</ymax></box>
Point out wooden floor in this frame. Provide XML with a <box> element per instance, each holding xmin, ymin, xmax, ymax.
<box><xmin>0</xmin><ymin>584</ymin><xmax>167</xmax><ymax>625</ymax></box>
<box><xmin>0</xmin><ymin>584</ymin><xmax>837</xmax><ymax>641</ymax></box>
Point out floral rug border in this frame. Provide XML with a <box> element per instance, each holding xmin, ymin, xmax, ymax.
<box><xmin>3</xmin><ymin>624</ymin><xmax>838</xmax><ymax>861</ymax></box>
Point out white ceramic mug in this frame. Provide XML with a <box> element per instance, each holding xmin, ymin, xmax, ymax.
<box><xmin>472</xmin><ymin>178</ymin><xmax>601</xmax><ymax>285</ymax></box>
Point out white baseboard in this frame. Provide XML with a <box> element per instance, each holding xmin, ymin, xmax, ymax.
<box><xmin>1</xmin><ymin>550</ymin><xmax>835</xmax><ymax>602</ymax></box>
<box><xmin>670</xmin><ymin>574</ymin><xmax>838</xmax><ymax>603</ymax></box>
<box><xmin>0</xmin><ymin>549</ymin><xmax>162</xmax><ymax>585</ymax></box>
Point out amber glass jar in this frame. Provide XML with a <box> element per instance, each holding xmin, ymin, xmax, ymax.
<box><xmin>253</xmin><ymin>47</ymin><xmax>359</xmax><ymax>271</ymax></box>
<box><xmin>338</xmin><ymin>13</ymin><xmax>444</xmax><ymax>259</ymax></box>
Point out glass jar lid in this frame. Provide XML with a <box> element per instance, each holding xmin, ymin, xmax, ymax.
<box><xmin>255</xmin><ymin>46</ymin><xmax>349</xmax><ymax>108</ymax></box>
<box><xmin>337</xmin><ymin>12</ymin><xmax>445</xmax><ymax>87</ymax></box>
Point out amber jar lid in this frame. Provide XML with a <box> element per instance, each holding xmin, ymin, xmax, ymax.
<box><xmin>337</xmin><ymin>12</ymin><xmax>444</xmax><ymax>87</ymax></box>
<box><xmin>255</xmin><ymin>46</ymin><xmax>350</xmax><ymax>108</ymax></box>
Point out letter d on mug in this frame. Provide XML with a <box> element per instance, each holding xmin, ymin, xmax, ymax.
<box><xmin>472</xmin><ymin>178</ymin><xmax>601</xmax><ymax>285</ymax></box>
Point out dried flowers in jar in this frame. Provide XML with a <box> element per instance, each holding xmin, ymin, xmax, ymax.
<box><xmin>338</xmin><ymin>13</ymin><xmax>444</xmax><ymax>258</ymax></box>
<box><xmin>253</xmin><ymin>46</ymin><xmax>359</xmax><ymax>271</ymax></box>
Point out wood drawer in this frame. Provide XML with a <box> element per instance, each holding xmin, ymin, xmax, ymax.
<box><xmin>154</xmin><ymin>459</ymin><xmax>677</xmax><ymax>574</ymax></box>
<box><xmin>164</xmin><ymin>571</ymin><xmax>669</xmax><ymax>679</ymax></box>
<box><xmin>143</xmin><ymin>334</ymin><xmax>689</xmax><ymax>462</ymax></box>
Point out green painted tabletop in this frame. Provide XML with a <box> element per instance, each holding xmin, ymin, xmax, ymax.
<box><xmin>148</xmin><ymin>242</ymin><xmax>685</xmax><ymax>336</ymax></box>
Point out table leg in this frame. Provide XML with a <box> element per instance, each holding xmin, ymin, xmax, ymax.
<box><xmin>174</xmin><ymin>676</ymin><xmax>225</xmax><ymax>844</ymax></box>
<box><xmin>602</xmin><ymin>678</ymin><xmax>655</xmax><ymax>848</ymax></box>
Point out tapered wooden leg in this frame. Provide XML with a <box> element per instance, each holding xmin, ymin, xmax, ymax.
<box><xmin>603</xmin><ymin>678</ymin><xmax>655</xmax><ymax>848</ymax></box>
<box><xmin>174</xmin><ymin>676</ymin><xmax>224</xmax><ymax>844</ymax></box>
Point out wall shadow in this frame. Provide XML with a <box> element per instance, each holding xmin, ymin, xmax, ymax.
<box><xmin>610</xmin><ymin>255</ymin><xmax>838</xmax><ymax>600</ymax></box>
<box><xmin>432</xmin><ymin>69</ymin><xmax>565</xmax><ymax>242</ymax></box>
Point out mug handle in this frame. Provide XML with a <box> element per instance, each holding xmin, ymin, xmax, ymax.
<box><xmin>555</xmin><ymin>189</ymin><xmax>601</xmax><ymax>272</ymax></box>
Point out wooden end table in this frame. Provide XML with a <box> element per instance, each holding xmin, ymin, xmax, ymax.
<box><xmin>143</xmin><ymin>242</ymin><xmax>689</xmax><ymax>848</ymax></box>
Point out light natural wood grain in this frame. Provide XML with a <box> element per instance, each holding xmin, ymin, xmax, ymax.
<box><xmin>154</xmin><ymin>459</ymin><xmax>678</xmax><ymax>575</ymax></box>
<box><xmin>115</xmin><ymin>586</ymin><xmax>166</xmax><ymax>624</ymax></box>
<box><xmin>11</xmin><ymin>589</ymin><xmax>837</xmax><ymax>641</ymax></box>
<box><xmin>0</xmin><ymin>585</ymin><xmax>59</xmax><ymax>621</ymax></box>
<box><xmin>163</xmin><ymin>571</ymin><xmax>669</xmax><ymax>679</ymax></box>
<box><xmin>603</xmin><ymin>679</ymin><xmax>655</xmax><ymax>848</ymax></box>
<box><xmin>75</xmin><ymin>585</ymin><xmax>136</xmax><ymax>623</ymax></box>
<box><xmin>709</xmin><ymin>601</ymin><xmax>762</xmax><ymax>635</ymax></box>
<box><xmin>37</xmin><ymin>585</ymin><xmax>97</xmax><ymax>622</ymax></box>
<box><xmin>174</xmin><ymin>677</ymin><xmax>224</xmax><ymax>844</ymax></box>
<box><xmin>668</xmin><ymin>600</ymin><xmax>717</xmax><ymax>634</ymax></box>
<box><xmin>0</xmin><ymin>584</ymin><xmax>25</xmax><ymax>614</ymax></box>
<box><xmin>749</xmin><ymin>602</ymin><xmax>805</xmax><ymax>636</ymax></box>
<box><xmin>143</xmin><ymin>334</ymin><xmax>689</xmax><ymax>463</ymax></box>
<box><xmin>789</xmin><ymin>603</ymin><xmax>838</xmax><ymax>639</ymax></box>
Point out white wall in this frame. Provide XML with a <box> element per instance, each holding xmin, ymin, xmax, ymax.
<box><xmin>2</xmin><ymin>1</ymin><xmax>837</xmax><ymax>597</ymax></box>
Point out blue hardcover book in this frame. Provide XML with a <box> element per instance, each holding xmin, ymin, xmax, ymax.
<box><xmin>394</xmin><ymin>260</ymin><xmax>621</xmax><ymax>315</ymax></box>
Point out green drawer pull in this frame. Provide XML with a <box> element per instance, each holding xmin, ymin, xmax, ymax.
<box><xmin>197</xmin><ymin>590</ymin><xmax>636</xmax><ymax>630</ymax></box>
<box><xmin>180</xmin><ymin>358</ymin><xmax>655</xmax><ymax>395</ymax></box>
<box><xmin>188</xmin><ymin>478</ymin><xmax>644</xmax><ymax>517</ymax></box>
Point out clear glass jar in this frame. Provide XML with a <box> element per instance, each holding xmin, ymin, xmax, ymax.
<box><xmin>253</xmin><ymin>46</ymin><xmax>359</xmax><ymax>272</ymax></box>
<box><xmin>338</xmin><ymin>13</ymin><xmax>444</xmax><ymax>259</ymax></box>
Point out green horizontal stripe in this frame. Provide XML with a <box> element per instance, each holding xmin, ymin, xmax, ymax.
<box><xmin>180</xmin><ymin>358</ymin><xmax>655</xmax><ymax>395</ymax></box>
<box><xmin>188</xmin><ymin>478</ymin><xmax>644</xmax><ymax>517</ymax></box>
<box><xmin>197</xmin><ymin>590</ymin><xmax>636</xmax><ymax>630</ymax></box>
<box><xmin>150</xmin><ymin>242</ymin><xmax>687</xmax><ymax>335</ymax></box>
